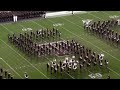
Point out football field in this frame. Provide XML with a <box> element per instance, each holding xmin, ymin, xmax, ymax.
<box><xmin>0</xmin><ymin>11</ymin><xmax>120</xmax><ymax>79</ymax></box>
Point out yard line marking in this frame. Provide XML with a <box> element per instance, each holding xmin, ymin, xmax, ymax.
<box><xmin>1</xmin><ymin>47</ymin><xmax>26</xmax><ymax>74</ymax></box>
<box><xmin>0</xmin><ymin>24</ymin><xmax>13</xmax><ymax>34</ymax></box>
<box><xmin>101</xmin><ymin>11</ymin><xmax>113</xmax><ymax>17</ymax></box>
<box><xmin>30</xmin><ymin>20</ymin><xmax>46</xmax><ymax>29</ymax></box>
<box><xmin>87</xmin><ymin>12</ymin><xmax>104</xmax><ymax>20</ymax></box>
<box><xmin>108</xmin><ymin>67</ymin><xmax>120</xmax><ymax>77</ymax></box>
<box><xmin>2</xmin><ymin>44</ymin><xmax>27</xmax><ymax>74</ymax></box>
<box><xmin>101</xmin><ymin>11</ymin><xmax>120</xmax><ymax>21</ymax></box>
<box><xmin>0</xmin><ymin>58</ymin><xmax>23</xmax><ymax>79</ymax></box>
<box><xmin>0</xmin><ymin>39</ymin><xmax>49</xmax><ymax>79</ymax></box>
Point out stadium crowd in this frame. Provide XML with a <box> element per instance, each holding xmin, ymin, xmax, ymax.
<box><xmin>0</xmin><ymin>11</ymin><xmax>46</xmax><ymax>22</ymax></box>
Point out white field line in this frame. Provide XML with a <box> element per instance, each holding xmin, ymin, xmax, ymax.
<box><xmin>0</xmin><ymin>57</ymin><xmax>23</xmax><ymax>78</ymax></box>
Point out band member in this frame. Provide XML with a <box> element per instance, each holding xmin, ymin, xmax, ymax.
<box><xmin>0</xmin><ymin>75</ymin><xmax>2</xmax><ymax>79</ymax></box>
<box><xmin>4</xmin><ymin>71</ymin><xmax>7</xmax><ymax>79</ymax></box>
<box><xmin>87</xmin><ymin>62</ymin><xmax>91</xmax><ymax>68</ymax></box>
<box><xmin>72</xmin><ymin>11</ymin><xmax>74</xmax><ymax>15</ymax></box>
<box><xmin>56</xmin><ymin>64</ymin><xmax>60</xmax><ymax>72</ymax></box>
<box><xmin>54</xmin><ymin>67</ymin><xmax>57</xmax><ymax>76</ymax></box>
<box><xmin>99</xmin><ymin>61</ymin><xmax>103</xmax><ymax>68</ymax></box>
<box><xmin>0</xmin><ymin>68</ymin><xmax>3</xmax><ymax>73</ymax></box>
<box><xmin>116</xmin><ymin>38</ymin><xmax>119</xmax><ymax>46</ymax></box>
<box><xmin>60</xmin><ymin>67</ymin><xmax>63</xmax><ymax>76</ymax></box>
<box><xmin>47</xmin><ymin>63</ymin><xmax>50</xmax><ymax>71</ymax></box>
<box><xmin>80</xmin><ymin>63</ymin><xmax>83</xmax><ymax>71</ymax></box>
<box><xmin>10</xmin><ymin>76</ymin><xmax>13</xmax><ymax>79</ymax></box>
<box><xmin>73</xmin><ymin>64</ymin><xmax>77</xmax><ymax>72</ymax></box>
<box><xmin>8</xmin><ymin>73</ymin><xmax>11</xmax><ymax>79</ymax></box>
<box><xmin>50</xmin><ymin>65</ymin><xmax>53</xmax><ymax>74</ymax></box>
<box><xmin>24</xmin><ymin>72</ymin><xmax>29</xmax><ymax>79</ymax></box>
<box><xmin>107</xmin><ymin>75</ymin><xmax>110</xmax><ymax>79</ymax></box>
<box><xmin>105</xmin><ymin>60</ymin><xmax>109</xmax><ymax>69</ymax></box>
<box><xmin>59</xmin><ymin>60</ymin><xmax>62</xmax><ymax>67</ymax></box>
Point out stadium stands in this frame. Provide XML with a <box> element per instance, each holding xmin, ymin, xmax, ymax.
<box><xmin>0</xmin><ymin>11</ymin><xmax>46</xmax><ymax>23</ymax></box>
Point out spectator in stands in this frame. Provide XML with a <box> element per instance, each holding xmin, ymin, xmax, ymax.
<box><xmin>0</xmin><ymin>11</ymin><xmax>46</xmax><ymax>23</ymax></box>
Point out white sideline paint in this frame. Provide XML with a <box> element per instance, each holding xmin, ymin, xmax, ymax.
<box><xmin>46</xmin><ymin>11</ymin><xmax>88</xmax><ymax>18</ymax></box>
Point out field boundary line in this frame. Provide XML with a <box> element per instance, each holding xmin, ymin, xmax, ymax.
<box><xmin>0</xmin><ymin>57</ymin><xmax>23</xmax><ymax>79</ymax></box>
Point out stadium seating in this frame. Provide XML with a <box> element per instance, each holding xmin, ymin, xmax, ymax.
<box><xmin>0</xmin><ymin>11</ymin><xmax>46</xmax><ymax>23</ymax></box>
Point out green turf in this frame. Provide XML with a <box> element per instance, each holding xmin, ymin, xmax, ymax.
<box><xmin>0</xmin><ymin>11</ymin><xmax>120</xmax><ymax>79</ymax></box>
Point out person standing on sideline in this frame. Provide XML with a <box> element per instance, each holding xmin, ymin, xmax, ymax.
<box><xmin>13</xmin><ymin>15</ymin><xmax>18</xmax><ymax>23</ymax></box>
<box><xmin>15</xmin><ymin>15</ymin><xmax>18</xmax><ymax>22</ymax></box>
<box><xmin>43</xmin><ymin>12</ymin><xmax>46</xmax><ymax>18</ymax></box>
<box><xmin>24</xmin><ymin>72</ymin><xmax>29</xmax><ymax>79</ymax></box>
<box><xmin>107</xmin><ymin>75</ymin><xmax>110</xmax><ymax>79</ymax></box>
<box><xmin>72</xmin><ymin>11</ymin><xmax>74</xmax><ymax>15</ymax></box>
<box><xmin>13</xmin><ymin>14</ymin><xmax>16</xmax><ymax>23</ymax></box>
